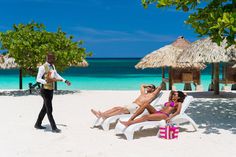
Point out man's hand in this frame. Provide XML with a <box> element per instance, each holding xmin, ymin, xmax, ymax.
<box><xmin>65</xmin><ymin>80</ymin><xmax>71</xmax><ymax>86</ymax></box>
<box><xmin>160</xmin><ymin>82</ymin><xmax>166</xmax><ymax>89</ymax></box>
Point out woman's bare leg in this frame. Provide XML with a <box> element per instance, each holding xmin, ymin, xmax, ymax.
<box><xmin>145</xmin><ymin>104</ymin><xmax>157</xmax><ymax>114</ymax></box>
<box><xmin>120</xmin><ymin>113</ymin><xmax>167</xmax><ymax>127</ymax></box>
<box><xmin>128</xmin><ymin>105</ymin><xmax>146</xmax><ymax>121</ymax></box>
<box><xmin>128</xmin><ymin>103</ymin><xmax>157</xmax><ymax>121</ymax></box>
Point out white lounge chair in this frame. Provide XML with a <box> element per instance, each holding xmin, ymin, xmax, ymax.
<box><xmin>92</xmin><ymin>92</ymin><xmax>164</xmax><ymax>130</ymax></box>
<box><xmin>115</xmin><ymin>95</ymin><xmax>197</xmax><ymax>140</ymax></box>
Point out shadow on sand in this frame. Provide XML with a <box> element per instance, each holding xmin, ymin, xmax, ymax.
<box><xmin>186</xmin><ymin>96</ymin><xmax>236</xmax><ymax>135</ymax></box>
<box><xmin>0</xmin><ymin>89</ymin><xmax>80</xmax><ymax>97</ymax></box>
<box><xmin>187</xmin><ymin>91</ymin><xmax>236</xmax><ymax>98</ymax></box>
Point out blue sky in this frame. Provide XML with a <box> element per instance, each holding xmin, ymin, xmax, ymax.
<box><xmin>0</xmin><ymin>0</ymin><xmax>199</xmax><ymax>58</ymax></box>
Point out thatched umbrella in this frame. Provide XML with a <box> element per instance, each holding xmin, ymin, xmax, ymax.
<box><xmin>0</xmin><ymin>54</ymin><xmax>18</xmax><ymax>69</ymax></box>
<box><xmin>178</xmin><ymin>37</ymin><xmax>236</xmax><ymax>95</ymax></box>
<box><xmin>136</xmin><ymin>36</ymin><xmax>206</xmax><ymax>90</ymax></box>
<box><xmin>135</xmin><ymin>44</ymin><xmax>206</xmax><ymax>69</ymax></box>
<box><xmin>70</xmin><ymin>59</ymin><xmax>89</xmax><ymax>67</ymax></box>
<box><xmin>0</xmin><ymin>54</ymin><xmax>23</xmax><ymax>89</ymax></box>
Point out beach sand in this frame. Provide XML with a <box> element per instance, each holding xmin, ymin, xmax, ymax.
<box><xmin>0</xmin><ymin>90</ymin><xmax>236</xmax><ymax>157</ymax></box>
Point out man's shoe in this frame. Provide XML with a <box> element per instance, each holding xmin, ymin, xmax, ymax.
<box><xmin>34</xmin><ymin>125</ymin><xmax>46</xmax><ymax>129</ymax></box>
<box><xmin>52</xmin><ymin>128</ymin><xmax>61</xmax><ymax>133</ymax></box>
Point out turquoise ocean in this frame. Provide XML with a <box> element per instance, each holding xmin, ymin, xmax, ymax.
<box><xmin>0</xmin><ymin>58</ymin><xmax>224</xmax><ymax>91</ymax></box>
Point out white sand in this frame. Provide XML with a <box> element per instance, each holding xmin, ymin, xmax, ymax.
<box><xmin>0</xmin><ymin>90</ymin><xmax>236</xmax><ymax>157</ymax></box>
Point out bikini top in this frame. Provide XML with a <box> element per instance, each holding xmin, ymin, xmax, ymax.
<box><xmin>164</xmin><ymin>101</ymin><xmax>175</xmax><ymax>107</ymax></box>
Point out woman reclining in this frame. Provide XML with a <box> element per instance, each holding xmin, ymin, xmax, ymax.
<box><xmin>120</xmin><ymin>91</ymin><xmax>186</xmax><ymax>127</ymax></box>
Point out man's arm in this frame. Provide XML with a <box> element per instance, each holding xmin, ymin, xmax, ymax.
<box><xmin>36</xmin><ymin>66</ymin><xmax>47</xmax><ymax>84</ymax></box>
<box><xmin>140</xmin><ymin>84</ymin><xmax>146</xmax><ymax>94</ymax></box>
<box><xmin>152</xmin><ymin>85</ymin><xmax>162</xmax><ymax>96</ymax></box>
<box><xmin>54</xmin><ymin>66</ymin><xmax>71</xmax><ymax>86</ymax></box>
<box><xmin>140</xmin><ymin>84</ymin><xmax>150</xmax><ymax>94</ymax></box>
<box><xmin>54</xmin><ymin>70</ymin><xmax>65</xmax><ymax>82</ymax></box>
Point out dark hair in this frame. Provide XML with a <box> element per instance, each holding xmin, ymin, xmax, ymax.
<box><xmin>177</xmin><ymin>91</ymin><xmax>186</xmax><ymax>103</ymax></box>
<box><xmin>149</xmin><ymin>84</ymin><xmax>156</xmax><ymax>89</ymax></box>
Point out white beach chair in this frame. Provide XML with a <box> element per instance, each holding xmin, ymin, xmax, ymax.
<box><xmin>115</xmin><ymin>95</ymin><xmax>197</xmax><ymax>140</ymax></box>
<box><xmin>92</xmin><ymin>92</ymin><xmax>164</xmax><ymax>131</ymax></box>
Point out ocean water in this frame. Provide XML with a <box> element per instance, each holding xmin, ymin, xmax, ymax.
<box><xmin>0</xmin><ymin>58</ymin><xmax>226</xmax><ymax>91</ymax></box>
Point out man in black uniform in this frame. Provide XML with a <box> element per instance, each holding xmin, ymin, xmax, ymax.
<box><xmin>35</xmin><ymin>53</ymin><xmax>71</xmax><ymax>133</ymax></box>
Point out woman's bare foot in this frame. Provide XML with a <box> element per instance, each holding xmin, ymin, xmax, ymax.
<box><xmin>91</xmin><ymin>109</ymin><xmax>100</xmax><ymax>118</ymax></box>
<box><xmin>119</xmin><ymin>120</ymin><xmax>130</xmax><ymax>127</ymax></box>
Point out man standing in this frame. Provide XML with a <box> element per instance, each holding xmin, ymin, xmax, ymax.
<box><xmin>35</xmin><ymin>53</ymin><xmax>71</xmax><ymax>133</ymax></box>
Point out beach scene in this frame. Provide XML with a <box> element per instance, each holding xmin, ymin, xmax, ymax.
<box><xmin>0</xmin><ymin>0</ymin><xmax>236</xmax><ymax>157</ymax></box>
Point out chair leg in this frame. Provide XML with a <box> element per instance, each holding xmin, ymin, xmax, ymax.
<box><xmin>124</xmin><ymin>130</ymin><xmax>134</xmax><ymax>141</ymax></box>
<box><xmin>101</xmin><ymin>120</ymin><xmax>110</xmax><ymax>131</ymax></box>
<box><xmin>93</xmin><ymin>118</ymin><xmax>101</xmax><ymax>127</ymax></box>
<box><xmin>182</xmin><ymin>114</ymin><xmax>198</xmax><ymax>131</ymax></box>
<box><xmin>188</xmin><ymin>117</ymin><xmax>198</xmax><ymax>131</ymax></box>
<box><xmin>115</xmin><ymin>122</ymin><xmax>127</xmax><ymax>134</ymax></box>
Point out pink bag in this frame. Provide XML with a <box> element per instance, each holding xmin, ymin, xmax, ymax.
<box><xmin>159</xmin><ymin>123</ymin><xmax>179</xmax><ymax>139</ymax></box>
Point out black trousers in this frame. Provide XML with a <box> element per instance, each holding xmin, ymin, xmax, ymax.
<box><xmin>35</xmin><ymin>88</ymin><xmax>57</xmax><ymax>130</ymax></box>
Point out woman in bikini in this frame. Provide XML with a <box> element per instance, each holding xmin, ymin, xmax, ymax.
<box><xmin>120</xmin><ymin>91</ymin><xmax>186</xmax><ymax>127</ymax></box>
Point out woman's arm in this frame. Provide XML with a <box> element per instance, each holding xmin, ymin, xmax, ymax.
<box><xmin>166</xmin><ymin>102</ymin><xmax>182</xmax><ymax>123</ymax></box>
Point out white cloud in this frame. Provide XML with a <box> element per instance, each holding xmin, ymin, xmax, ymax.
<box><xmin>2</xmin><ymin>0</ymin><xmax>75</xmax><ymax>4</ymax></box>
<box><xmin>72</xmin><ymin>26</ymin><xmax>177</xmax><ymax>43</ymax></box>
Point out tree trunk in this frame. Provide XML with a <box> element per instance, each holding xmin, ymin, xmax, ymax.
<box><xmin>55</xmin><ymin>82</ymin><xmax>58</xmax><ymax>91</ymax></box>
<box><xmin>213</xmin><ymin>63</ymin><xmax>220</xmax><ymax>95</ymax></box>
<box><xmin>19</xmin><ymin>68</ymin><xmax>23</xmax><ymax>89</ymax></box>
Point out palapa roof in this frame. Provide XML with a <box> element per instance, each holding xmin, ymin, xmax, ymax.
<box><xmin>135</xmin><ymin>36</ymin><xmax>206</xmax><ymax>69</ymax></box>
<box><xmin>0</xmin><ymin>54</ymin><xmax>18</xmax><ymax>69</ymax></box>
<box><xmin>71</xmin><ymin>59</ymin><xmax>89</xmax><ymax>67</ymax></box>
<box><xmin>0</xmin><ymin>54</ymin><xmax>88</xmax><ymax>69</ymax></box>
<box><xmin>178</xmin><ymin>37</ymin><xmax>236</xmax><ymax>63</ymax></box>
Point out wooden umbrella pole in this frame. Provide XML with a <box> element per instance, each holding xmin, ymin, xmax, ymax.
<box><xmin>208</xmin><ymin>63</ymin><xmax>215</xmax><ymax>91</ymax></box>
<box><xmin>162</xmin><ymin>67</ymin><xmax>165</xmax><ymax>78</ymax></box>
<box><xmin>211</xmin><ymin>63</ymin><xmax>214</xmax><ymax>82</ymax></box>
<box><xmin>161</xmin><ymin>67</ymin><xmax>167</xmax><ymax>90</ymax></box>
<box><xmin>213</xmin><ymin>63</ymin><xmax>220</xmax><ymax>95</ymax></box>
<box><xmin>169</xmin><ymin>67</ymin><xmax>172</xmax><ymax>90</ymax></box>
<box><xmin>222</xmin><ymin>63</ymin><xmax>226</xmax><ymax>85</ymax></box>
